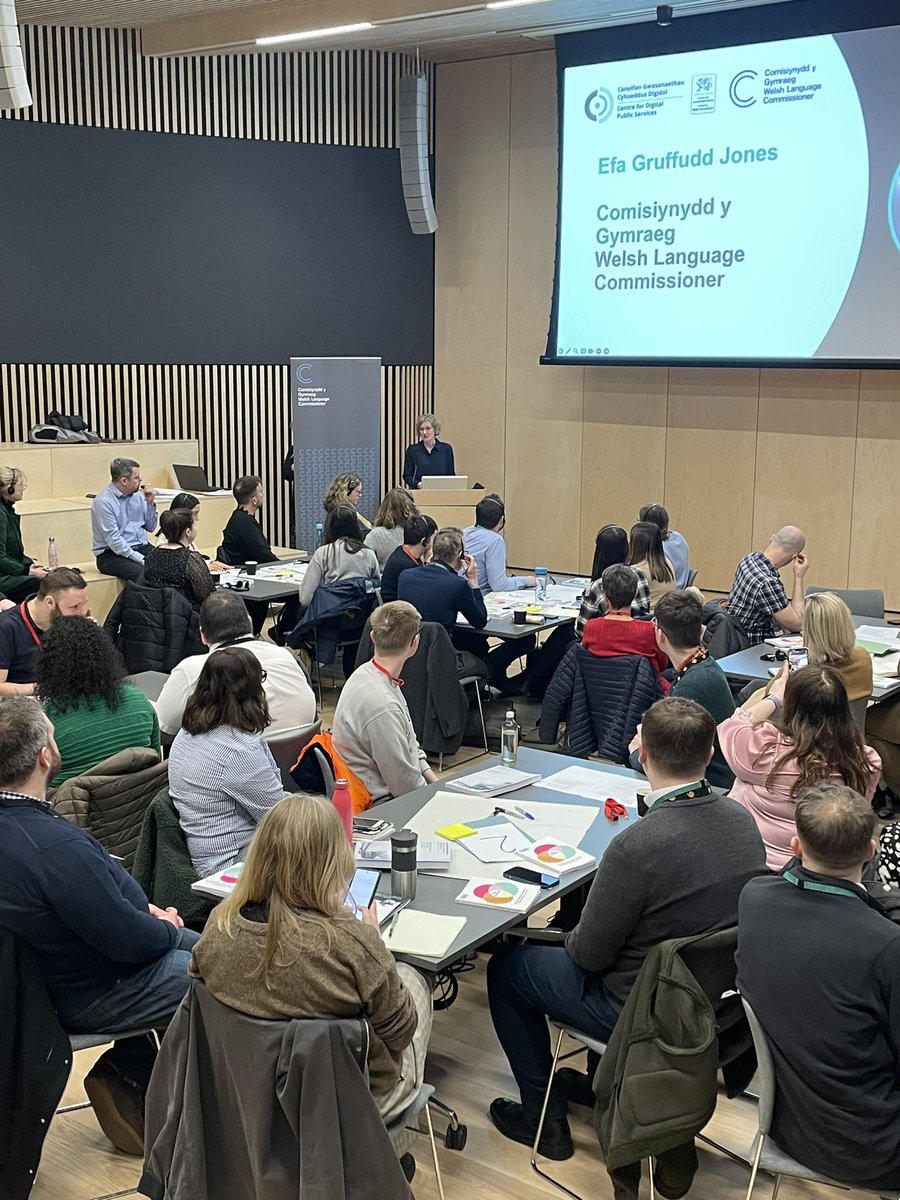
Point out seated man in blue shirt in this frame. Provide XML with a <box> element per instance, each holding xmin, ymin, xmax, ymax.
<box><xmin>464</xmin><ymin>495</ymin><xmax>536</xmax><ymax>593</ymax></box>
<box><xmin>91</xmin><ymin>456</ymin><xmax>159</xmax><ymax>582</ymax></box>
<box><xmin>0</xmin><ymin>697</ymin><xmax>198</xmax><ymax>1156</ymax></box>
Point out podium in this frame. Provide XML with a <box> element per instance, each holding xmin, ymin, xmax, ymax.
<box><xmin>414</xmin><ymin>487</ymin><xmax>492</xmax><ymax>531</ymax></box>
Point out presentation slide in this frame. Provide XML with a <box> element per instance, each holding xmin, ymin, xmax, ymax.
<box><xmin>551</xmin><ymin>26</ymin><xmax>900</xmax><ymax>363</ymax></box>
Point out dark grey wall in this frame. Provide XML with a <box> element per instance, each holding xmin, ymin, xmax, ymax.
<box><xmin>0</xmin><ymin>119</ymin><xmax>434</xmax><ymax>365</ymax></box>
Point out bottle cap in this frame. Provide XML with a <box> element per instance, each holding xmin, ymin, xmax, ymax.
<box><xmin>334</xmin><ymin>778</ymin><xmax>349</xmax><ymax>787</ymax></box>
<box><xmin>535</xmin><ymin>566</ymin><xmax>548</xmax><ymax>574</ymax></box>
<box><xmin>506</xmin><ymin>710</ymin><xmax>515</xmax><ymax>718</ymax></box>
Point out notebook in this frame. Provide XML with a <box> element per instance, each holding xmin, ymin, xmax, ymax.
<box><xmin>444</xmin><ymin>765</ymin><xmax>541</xmax><ymax>797</ymax></box>
<box><xmin>381</xmin><ymin>910</ymin><xmax>467</xmax><ymax>958</ymax></box>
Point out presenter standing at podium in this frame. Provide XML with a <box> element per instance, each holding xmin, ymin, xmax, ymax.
<box><xmin>402</xmin><ymin>413</ymin><xmax>455</xmax><ymax>490</ymax></box>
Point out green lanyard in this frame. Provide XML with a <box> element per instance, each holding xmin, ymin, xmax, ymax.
<box><xmin>645</xmin><ymin>780</ymin><xmax>712</xmax><ymax>815</ymax></box>
<box><xmin>782</xmin><ymin>868</ymin><xmax>866</xmax><ymax>902</ymax></box>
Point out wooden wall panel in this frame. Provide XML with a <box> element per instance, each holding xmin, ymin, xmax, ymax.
<box><xmin>665</xmin><ymin>368</ymin><xmax>759</xmax><ymax>593</ymax></box>
<box><xmin>504</xmin><ymin>51</ymin><xmax>584</xmax><ymax>574</ymax></box>
<box><xmin>581</xmin><ymin>367</ymin><xmax>668</xmax><ymax>574</ymax></box>
<box><xmin>754</xmin><ymin>370</ymin><xmax>859</xmax><ymax>591</ymax></box>
<box><xmin>434</xmin><ymin>57</ymin><xmax>511</xmax><ymax>500</ymax></box>
<box><xmin>851</xmin><ymin>371</ymin><xmax>900</xmax><ymax>606</ymax></box>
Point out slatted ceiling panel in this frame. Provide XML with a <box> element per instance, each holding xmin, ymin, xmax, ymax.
<box><xmin>0</xmin><ymin>363</ymin><xmax>433</xmax><ymax>547</ymax></box>
<box><xmin>2</xmin><ymin>25</ymin><xmax>434</xmax><ymax>149</ymax></box>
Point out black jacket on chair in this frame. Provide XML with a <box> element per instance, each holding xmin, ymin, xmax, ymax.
<box><xmin>355</xmin><ymin>618</ymin><xmax>471</xmax><ymax>756</ymax></box>
<box><xmin>539</xmin><ymin>644</ymin><xmax>663</xmax><ymax>763</ymax></box>
<box><xmin>104</xmin><ymin>582</ymin><xmax>203</xmax><ymax>673</ymax></box>
<box><xmin>0</xmin><ymin>928</ymin><xmax>72</xmax><ymax>1200</ymax></box>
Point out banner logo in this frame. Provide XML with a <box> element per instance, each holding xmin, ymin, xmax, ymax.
<box><xmin>584</xmin><ymin>87</ymin><xmax>614</xmax><ymax>123</ymax></box>
<box><xmin>296</xmin><ymin>363</ymin><xmax>314</xmax><ymax>384</ymax></box>
<box><xmin>729</xmin><ymin>69</ymin><xmax>757</xmax><ymax>107</ymax></box>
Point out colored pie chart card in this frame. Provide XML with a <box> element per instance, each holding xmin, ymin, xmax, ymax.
<box><xmin>455</xmin><ymin>877</ymin><xmax>540</xmax><ymax>913</ymax></box>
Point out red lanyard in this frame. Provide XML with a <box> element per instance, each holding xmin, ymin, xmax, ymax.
<box><xmin>19</xmin><ymin>602</ymin><xmax>41</xmax><ymax>647</ymax></box>
<box><xmin>371</xmin><ymin>659</ymin><xmax>403</xmax><ymax>687</ymax></box>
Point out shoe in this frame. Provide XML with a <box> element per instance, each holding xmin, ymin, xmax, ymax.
<box><xmin>400</xmin><ymin>1153</ymin><xmax>416</xmax><ymax>1183</ymax></box>
<box><xmin>490</xmin><ymin>676</ymin><xmax>527</xmax><ymax>697</ymax></box>
<box><xmin>556</xmin><ymin>1066</ymin><xmax>596</xmax><ymax>1108</ymax></box>
<box><xmin>488</xmin><ymin>1097</ymin><xmax>573</xmax><ymax>1160</ymax></box>
<box><xmin>83</xmin><ymin>1060</ymin><xmax>145</xmax><ymax>1156</ymax></box>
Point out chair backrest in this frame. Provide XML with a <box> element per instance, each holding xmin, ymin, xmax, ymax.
<box><xmin>806</xmin><ymin>585</ymin><xmax>885</xmax><ymax>620</ymax></box>
<box><xmin>685</xmin><ymin>567</ymin><xmax>699</xmax><ymax>588</ymax></box>
<box><xmin>267</xmin><ymin>720</ymin><xmax>322</xmax><ymax>772</ymax></box>
<box><xmin>740</xmin><ymin>998</ymin><xmax>776</xmax><ymax>1134</ymax></box>
<box><xmin>848</xmin><ymin>695</ymin><xmax>868</xmax><ymax>737</ymax></box>
<box><xmin>312</xmin><ymin>743</ymin><xmax>336</xmax><ymax>797</ymax></box>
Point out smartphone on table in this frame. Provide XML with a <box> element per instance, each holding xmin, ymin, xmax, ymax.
<box><xmin>787</xmin><ymin>647</ymin><xmax>809</xmax><ymax>671</ymax></box>
<box><xmin>503</xmin><ymin>866</ymin><xmax>559</xmax><ymax>890</ymax></box>
<box><xmin>352</xmin><ymin>816</ymin><xmax>393</xmax><ymax>837</ymax></box>
<box><xmin>347</xmin><ymin>868</ymin><xmax>380</xmax><ymax>919</ymax></box>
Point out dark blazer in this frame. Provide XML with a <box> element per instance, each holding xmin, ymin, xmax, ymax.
<box><xmin>355</xmin><ymin>618</ymin><xmax>471</xmax><ymax>755</ymax></box>
<box><xmin>539</xmin><ymin>644</ymin><xmax>663</xmax><ymax>763</ymax></box>
<box><xmin>140</xmin><ymin>982</ymin><xmax>410</xmax><ymax>1200</ymax></box>
<box><xmin>402</xmin><ymin>439</ymin><xmax>455</xmax><ymax>489</ymax></box>
<box><xmin>397</xmin><ymin>562</ymin><xmax>487</xmax><ymax>635</ymax></box>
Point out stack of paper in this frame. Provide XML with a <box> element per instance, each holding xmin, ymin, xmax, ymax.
<box><xmin>444</xmin><ymin>766</ymin><xmax>540</xmax><ymax>797</ymax></box>
<box><xmin>517</xmin><ymin>842</ymin><xmax>596</xmax><ymax>877</ymax></box>
<box><xmin>354</xmin><ymin>838</ymin><xmax>452</xmax><ymax>870</ymax></box>
<box><xmin>456</xmin><ymin>877</ymin><xmax>540</xmax><ymax>913</ymax></box>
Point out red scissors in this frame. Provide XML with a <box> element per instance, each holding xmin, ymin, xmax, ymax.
<box><xmin>604</xmin><ymin>797</ymin><xmax>629</xmax><ymax>822</ymax></box>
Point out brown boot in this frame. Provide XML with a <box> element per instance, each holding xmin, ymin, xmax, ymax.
<box><xmin>83</xmin><ymin>1059</ymin><xmax>144</xmax><ymax>1156</ymax></box>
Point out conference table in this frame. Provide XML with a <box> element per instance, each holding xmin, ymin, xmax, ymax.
<box><xmin>367</xmin><ymin>746</ymin><xmax>641</xmax><ymax>972</ymax></box>
<box><xmin>716</xmin><ymin>614</ymin><xmax>900</xmax><ymax>703</ymax></box>
<box><xmin>215</xmin><ymin>553</ymin><xmax>308</xmax><ymax>603</ymax></box>
<box><xmin>458</xmin><ymin>577</ymin><xmax>589</xmax><ymax>644</ymax></box>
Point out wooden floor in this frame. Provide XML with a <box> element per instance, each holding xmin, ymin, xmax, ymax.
<box><xmin>38</xmin><ymin>957</ymin><xmax>879</xmax><ymax>1200</ymax></box>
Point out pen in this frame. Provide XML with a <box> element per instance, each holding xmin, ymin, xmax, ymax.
<box><xmin>493</xmin><ymin>804</ymin><xmax>536</xmax><ymax>821</ymax></box>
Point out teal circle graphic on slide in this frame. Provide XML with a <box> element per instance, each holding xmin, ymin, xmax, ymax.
<box><xmin>889</xmin><ymin>164</ymin><xmax>900</xmax><ymax>252</ymax></box>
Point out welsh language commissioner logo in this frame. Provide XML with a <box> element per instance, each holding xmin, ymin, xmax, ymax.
<box><xmin>584</xmin><ymin>87</ymin><xmax>615</xmax><ymax>123</ymax></box>
<box><xmin>296</xmin><ymin>363</ymin><xmax>314</xmax><ymax>384</ymax></box>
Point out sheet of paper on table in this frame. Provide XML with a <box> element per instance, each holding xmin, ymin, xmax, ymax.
<box><xmin>539</xmin><ymin>766</ymin><xmax>641</xmax><ymax>810</ymax></box>
<box><xmin>406</xmin><ymin>790</ymin><xmax>599</xmax><ymax>881</ymax></box>
<box><xmin>254</xmin><ymin>562</ymin><xmax>308</xmax><ymax>581</ymax></box>
<box><xmin>856</xmin><ymin>625</ymin><xmax>900</xmax><ymax>646</ymax></box>
<box><xmin>459</xmin><ymin>821</ymin><xmax>533</xmax><ymax>864</ymax></box>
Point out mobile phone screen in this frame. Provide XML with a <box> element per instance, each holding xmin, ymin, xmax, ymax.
<box><xmin>347</xmin><ymin>868</ymin><xmax>380</xmax><ymax>918</ymax></box>
<box><xmin>788</xmin><ymin>647</ymin><xmax>809</xmax><ymax>671</ymax></box>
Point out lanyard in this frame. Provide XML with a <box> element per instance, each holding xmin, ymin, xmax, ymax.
<box><xmin>782</xmin><ymin>868</ymin><xmax>867</xmax><ymax>903</ymax></box>
<box><xmin>402</xmin><ymin>546</ymin><xmax>421</xmax><ymax>565</ymax></box>
<box><xmin>19</xmin><ymin>601</ymin><xmax>41</xmax><ymax>647</ymax></box>
<box><xmin>646</xmin><ymin>780</ymin><xmax>712</xmax><ymax>815</ymax></box>
<box><xmin>371</xmin><ymin>659</ymin><xmax>403</xmax><ymax>688</ymax></box>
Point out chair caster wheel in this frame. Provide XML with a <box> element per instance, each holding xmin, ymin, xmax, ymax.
<box><xmin>445</xmin><ymin>1124</ymin><xmax>467</xmax><ymax>1150</ymax></box>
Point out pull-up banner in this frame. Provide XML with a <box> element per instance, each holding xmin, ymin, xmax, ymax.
<box><xmin>289</xmin><ymin>356</ymin><xmax>381</xmax><ymax>555</ymax></box>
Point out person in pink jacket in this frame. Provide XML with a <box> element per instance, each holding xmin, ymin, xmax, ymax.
<box><xmin>718</xmin><ymin>664</ymin><xmax>881</xmax><ymax>870</ymax></box>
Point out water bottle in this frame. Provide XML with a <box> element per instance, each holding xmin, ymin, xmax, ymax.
<box><xmin>314</xmin><ymin>522</ymin><xmax>324</xmax><ymax>549</ymax></box>
<box><xmin>47</xmin><ymin>537</ymin><xmax>59</xmax><ymax>570</ymax></box>
<box><xmin>501</xmin><ymin>710</ymin><xmax>519</xmax><ymax>765</ymax></box>
<box><xmin>391</xmin><ymin>829</ymin><xmax>418</xmax><ymax>900</ymax></box>
<box><xmin>331</xmin><ymin>778</ymin><xmax>353</xmax><ymax>843</ymax></box>
<box><xmin>534</xmin><ymin>566</ymin><xmax>549</xmax><ymax>601</ymax></box>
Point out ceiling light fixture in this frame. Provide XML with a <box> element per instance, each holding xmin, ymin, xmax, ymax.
<box><xmin>486</xmin><ymin>0</ymin><xmax>553</xmax><ymax>9</ymax></box>
<box><xmin>257</xmin><ymin>22</ymin><xmax>374</xmax><ymax>46</ymax></box>
<box><xmin>656</xmin><ymin>5</ymin><xmax>674</xmax><ymax>25</ymax></box>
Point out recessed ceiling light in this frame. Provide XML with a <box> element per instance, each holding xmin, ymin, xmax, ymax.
<box><xmin>486</xmin><ymin>0</ymin><xmax>553</xmax><ymax>9</ymax></box>
<box><xmin>257</xmin><ymin>22</ymin><xmax>374</xmax><ymax>46</ymax></box>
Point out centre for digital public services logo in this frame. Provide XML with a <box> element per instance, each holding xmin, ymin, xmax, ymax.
<box><xmin>584</xmin><ymin>87</ymin><xmax>614</xmax><ymax>123</ymax></box>
<box><xmin>296</xmin><ymin>363</ymin><xmax>314</xmax><ymax>384</ymax></box>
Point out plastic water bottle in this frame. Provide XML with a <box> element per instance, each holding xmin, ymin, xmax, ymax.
<box><xmin>332</xmin><ymin>778</ymin><xmax>353</xmax><ymax>843</ymax></box>
<box><xmin>534</xmin><ymin>566</ymin><xmax>549</xmax><ymax>601</ymax></box>
<box><xmin>47</xmin><ymin>537</ymin><xmax>59</xmax><ymax>570</ymax></box>
<box><xmin>501</xmin><ymin>710</ymin><xmax>519</xmax><ymax>765</ymax></box>
<box><xmin>314</xmin><ymin>522</ymin><xmax>324</xmax><ymax>549</ymax></box>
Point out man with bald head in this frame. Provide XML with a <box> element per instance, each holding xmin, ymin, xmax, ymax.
<box><xmin>725</xmin><ymin>526</ymin><xmax>808</xmax><ymax>645</ymax></box>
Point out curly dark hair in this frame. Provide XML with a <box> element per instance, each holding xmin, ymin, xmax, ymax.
<box><xmin>34</xmin><ymin>616</ymin><xmax>126</xmax><ymax>713</ymax></box>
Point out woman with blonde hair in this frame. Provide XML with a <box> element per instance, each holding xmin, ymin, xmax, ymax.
<box><xmin>364</xmin><ymin>488</ymin><xmax>420</xmax><ymax>570</ymax></box>
<box><xmin>0</xmin><ymin>466</ymin><xmax>48</xmax><ymax>602</ymax></box>
<box><xmin>323</xmin><ymin>471</ymin><xmax>371</xmax><ymax>534</ymax></box>
<box><xmin>402</xmin><ymin>413</ymin><xmax>456</xmax><ymax>489</ymax></box>
<box><xmin>190</xmin><ymin>793</ymin><xmax>433</xmax><ymax>1133</ymax></box>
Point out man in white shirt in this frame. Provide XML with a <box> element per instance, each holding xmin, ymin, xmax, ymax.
<box><xmin>154</xmin><ymin>593</ymin><xmax>316</xmax><ymax>740</ymax></box>
<box><xmin>332</xmin><ymin>601</ymin><xmax>437</xmax><ymax>801</ymax></box>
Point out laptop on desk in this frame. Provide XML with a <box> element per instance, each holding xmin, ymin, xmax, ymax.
<box><xmin>420</xmin><ymin>475</ymin><xmax>468</xmax><ymax>490</ymax></box>
<box><xmin>172</xmin><ymin>464</ymin><xmax>230</xmax><ymax>494</ymax></box>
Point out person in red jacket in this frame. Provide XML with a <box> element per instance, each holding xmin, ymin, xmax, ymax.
<box><xmin>581</xmin><ymin>564</ymin><xmax>670</xmax><ymax>691</ymax></box>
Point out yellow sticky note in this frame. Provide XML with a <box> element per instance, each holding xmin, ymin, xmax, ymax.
<box><xmin>435</xmin><ymin>822</ymin><xmax>477</xmax><ymax>841</ymax></box>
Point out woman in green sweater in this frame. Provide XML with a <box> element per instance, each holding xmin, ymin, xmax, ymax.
<box><xmin>0</xmin><ymin>466</ymin><xmax>47</xmax><ymax>602</ymax></box>
<box><xmin>35</xmin><ymin>616</ymin><xmax>160</xmax><ymax>786</ymax></box>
